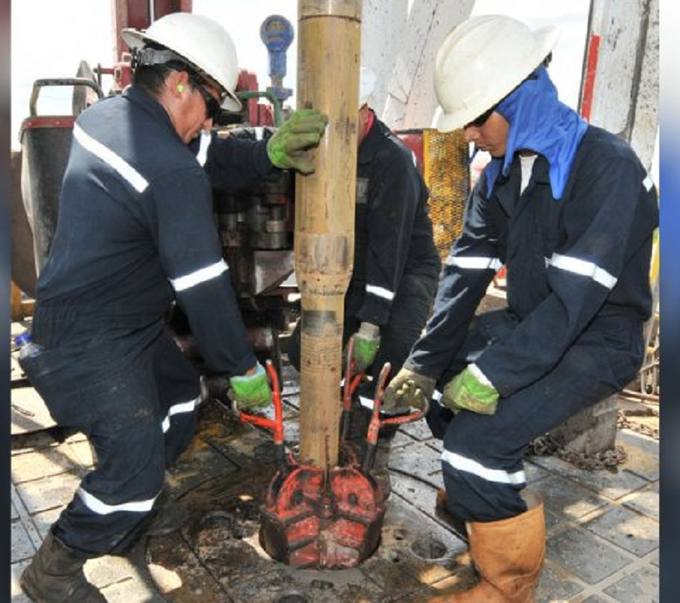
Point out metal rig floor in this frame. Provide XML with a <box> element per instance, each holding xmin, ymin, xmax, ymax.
<box><xmin>11</xmin><ymin>349</ymin><xmax>659</xmax><ymax>602</ymax></box>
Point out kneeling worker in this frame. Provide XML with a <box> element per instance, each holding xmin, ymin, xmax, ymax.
<box><xmin>288</xmin><ymin>67</ymin><xmax>441</xmax><ymax>475</ymax></box>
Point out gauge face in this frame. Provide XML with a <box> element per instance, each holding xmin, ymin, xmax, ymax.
<box><xmin>260</xmin><ymin>15</ymin><xmax>294</xmax><ymax>53</ymax></box>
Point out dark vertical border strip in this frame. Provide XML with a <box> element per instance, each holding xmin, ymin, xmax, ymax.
<box><xmin>1</xmin><ymin>0</ymin><xmax>12</xmax><ymax>597</ymax></box>
<box><xmin>660</xmin><ymin>1</ymin><xmax>680</xmax><ymax>601</ymax></box>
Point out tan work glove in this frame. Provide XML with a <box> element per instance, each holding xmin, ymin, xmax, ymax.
<box><xmin>382</xmin><ymin>367</ymin><xmax>436</xmax><ymax>414</ymax></box>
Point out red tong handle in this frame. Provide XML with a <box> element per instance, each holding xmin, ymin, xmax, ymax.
<box><xmin>237</xmin><ymin>360</ymin><xmax>284</xmax><ymax>445</ymax></box>
<box><xmin>366</xmin><ymin>362</ymin><xmax>429</xmax><ymax>446</ymax></box>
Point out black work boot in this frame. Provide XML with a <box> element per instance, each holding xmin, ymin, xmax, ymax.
<box><xmin>20</xmin><ymin>531</ymin><xmax>106</xmax><ymax>602</ymax></box>
<box><xmin>145</xmin><ymin>490</ymin><xmax>190</xmax><ymax>537</ymax></box>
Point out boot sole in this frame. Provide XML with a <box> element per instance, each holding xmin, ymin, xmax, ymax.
<box><xmin>19</xmin><ymin>572</ymin><xmax>44</xmax><ymax>603</ymax></box>
<box><xmin>20</xmin><ymin>564</ymin><xmax>107</xmax><ymax>603</ymax></box>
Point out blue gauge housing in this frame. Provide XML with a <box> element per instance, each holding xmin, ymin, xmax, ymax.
<box><xmin>260</xmin><ymin>15</ymin><xmax>294</xmax><ymax>102</ymax></box>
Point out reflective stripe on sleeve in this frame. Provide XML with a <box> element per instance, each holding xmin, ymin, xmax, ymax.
<box><xmin>359</xmin><ymin>395</ymin><xmax>374</xmax><ymax>410</ymax></box>
<box><xmin>366</xmin><ymin>284</ymin><xmax>395</xmax><ymax>301</ymax></box>
<box><xmin>468</xmin><ymin>363</ymin><xmax>494</xmax><ymax>387</ymax></box>
<box><xmin>77</xmin><ymin>487</ymin><xmax>160</xmax><ymax>515</ymax></box>
<box><xmin>195</xmin><ymin>131</ymin><xmax>212</xmax><ymax>167</ymax></box>
<box><xmin>73</xmin><ymin>124</ymin><xmax>148</xmax><ymax>193</ymax></box>
<box><xmin>548</xmin><ymin>252</ymin><xmax>617</xmax><ymax>289</ymax></box>
<box><xmin>170</xmin><ymin>259</ymin><xmax>228</xmax><ymax>292</ymax></box>
<box><xmin>441</xmin><ymin>450</ymin><xmax>527</xmax><ymax>486</ymax></box>
<box><xmin>161</xmin><ymin>395</ymin><xmax>201</xmax><ymax>433</ymax></box>
<box><xmin>445</xmin><ymin>256</ymin><xmax>503</xmax><ymax>271</ymax></box>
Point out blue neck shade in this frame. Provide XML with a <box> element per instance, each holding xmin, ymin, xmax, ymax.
<box><xmin>483</xmin><ymin>66</ymin><xmax>588</xmax><ymax>200</ymax></box>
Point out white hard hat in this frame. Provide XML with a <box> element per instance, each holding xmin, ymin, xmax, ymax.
<box><xmin>434</xmin><ymin>15</ymin><xmax>560</xmax><ymax>132</ymax></box>
<box><xmin>122</xmin><ymin>12</ymin><xmax>242</xmax><ymax>112</ymax></box>
<box><xmin>359</xmin><ymin>67</ymin><xmax>377</xmax><ymax>106</ymax></box>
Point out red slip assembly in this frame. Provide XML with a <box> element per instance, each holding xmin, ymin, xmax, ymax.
<box><xmin>239</xmin><ymin>353</ymin><xmax>427</xmax><ymax>569</ymax></box>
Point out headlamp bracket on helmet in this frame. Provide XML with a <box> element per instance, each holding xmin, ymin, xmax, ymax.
<box><xmin>132</xmin><ymin>47</ymin><xmax>187</xmax><ymax>69</ymax></box>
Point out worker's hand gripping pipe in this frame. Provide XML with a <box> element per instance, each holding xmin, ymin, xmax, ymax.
<box><xmin>236</xmin><ymin>360</ymin><xmax>286</xmax><ymax>469</ymax></box>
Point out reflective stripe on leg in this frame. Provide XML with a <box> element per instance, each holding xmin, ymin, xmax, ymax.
<box><xmin>441</xmin><ymin>449</ymin><xmax>526</xmax><ymax>486</ymax></box>
<box><xmin>76</xmin><ymin>487</ymin><xmax>161</xmax><ymax>516</ymax></box>
<box><xmin>161</xmin><ymin>395</ymin><xmax>201</xmax><ymax>433</ymax></box>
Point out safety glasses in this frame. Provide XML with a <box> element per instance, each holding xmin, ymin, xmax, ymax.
<box><xmin>190</xmin><ymin>76</ymin><xmax>223</xmax><ymax>121</ymax></box>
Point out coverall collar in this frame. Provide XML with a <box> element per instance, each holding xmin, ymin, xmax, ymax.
<box><xmin>123</xmin><ymin>85</ymin><xmax>182</xmax><ymax>142</ymax></box>
<box><xmin>492</xmin><ymin>153</ymin><xmax>551</xmax><ymax>216</ymax></box>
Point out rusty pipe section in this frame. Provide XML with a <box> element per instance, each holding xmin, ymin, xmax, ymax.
<box><xmin>295</xmin><ymin>0</ymin><xmax>362</xmax><ymax>467</ymax></box>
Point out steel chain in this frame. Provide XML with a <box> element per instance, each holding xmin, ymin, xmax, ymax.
<box><xmin>617</xmin><ymin>410</ymin><xmax>659</xmax><ymax>440</ymax></box>
<box><xmin>527</xmin><ymin>434</ymin><xmax>628</xmax><ymax>471</ymax></box>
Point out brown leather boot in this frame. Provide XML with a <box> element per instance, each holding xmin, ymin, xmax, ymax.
<box><xmin>431</xmin><ymin>491</ymin><xmax>545</xmax><ymax>603</ymax></box>
<box><xmin>20</xmin><ymin>531</ymin><xmax>106</xmax><ymax>602</ymax></box>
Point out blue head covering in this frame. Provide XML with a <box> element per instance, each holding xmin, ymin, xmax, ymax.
<box><xmin>483</xmin><ymin>66</ymin><xmax>588</xmax><ymax>200</ymax></box>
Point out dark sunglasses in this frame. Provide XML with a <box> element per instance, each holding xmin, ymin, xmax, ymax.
<box><xmin>190</xmin><ymin>76</ymin><xmax>222</xmax><ymax>121</ymax></box>
<box><xmin>464</xmin><ymin>104</ymin><xmax>497</xmax><ymax>129</ymax></box>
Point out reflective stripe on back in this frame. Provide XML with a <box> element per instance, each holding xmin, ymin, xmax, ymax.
<box><xmin>73</xmin><ymin>124</ymin><xmax>149</xmax><ymax>193</ymax></box>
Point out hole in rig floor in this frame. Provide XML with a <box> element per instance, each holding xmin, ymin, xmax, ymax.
<box><xmin>410</xmin><ymin>533</ymin><xmax>448</xmax><ymax>560</ymax></box>
<box><xmin>275</xmin><ymin>593</ymin><xmax>310</xmax><ymax>603</ymax></box>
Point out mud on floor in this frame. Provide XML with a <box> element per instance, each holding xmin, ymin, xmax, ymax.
<box><xmin>147</xmin><ymin>401</ymin><xmax>475</xmax><ymax>602</ymax></box>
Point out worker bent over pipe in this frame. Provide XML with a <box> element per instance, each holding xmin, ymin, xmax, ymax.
<box><xmin>19</xmin><ymin>12</ymin><xmax>327</xmax><ymax>603</ymax></box>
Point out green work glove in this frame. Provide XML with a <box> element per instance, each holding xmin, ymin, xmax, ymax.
<box><xmin>383</xmin><ymin>367</ymin><xmax>436</xmax><ymax>414</ymax></box>
<box><xmin>351</xmin><ymin>322</ymin><xmax>381</xmax><ymax>372</ymax></box>
<box><xmin>266</xmin><ymin>108</ymin><xmax>328</xmax><ymax>174</ymax></box>
<box><xmin>229</xmin><ymin>363</ymin><xmax>271</xmax><ymax>410</ymax></box>
<box><xmin>441</xmin><ymin>365</ymin><xmax>499</xmax><ymax>415</ymax></box>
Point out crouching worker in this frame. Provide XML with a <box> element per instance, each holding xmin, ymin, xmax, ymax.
<box><xmin>287</xmin><ymin>67</ymin><xmax>440</xmax><ymax>486</ymax></box>
<box><xmin>384</xmin><ymin>15</ymin><xmax>658</xmax><ymax>603</ymax></box>
<box><xmin>19</xmin><ymin>13</ymin><xmax>327</xmax><ymax>603</ymax></box>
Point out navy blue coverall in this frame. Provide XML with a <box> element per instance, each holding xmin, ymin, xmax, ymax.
<box><xmin>21</xmin><ymin>86</ymin><xmax>275</xmax><ymax>556</ymax></box>
<box><xmin>405</xmin><ymin>126</ymin><xmax>658</xmax><ymax>522</ymax></box>
<box><xmin>288</xmin><ymin>113</ymin><xmax>441</xmax><ymax>402</ymax></box>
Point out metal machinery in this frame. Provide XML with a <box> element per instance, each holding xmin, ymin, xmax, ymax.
<box><xmin>239</xmin><ymin>345</ymin><xmax>425</xmax><ymax>568</ymax></box>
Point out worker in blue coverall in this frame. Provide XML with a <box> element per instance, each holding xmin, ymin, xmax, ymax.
<box><xmin>287</xmin><ymin>68</ymin><xmax>441</xmax><ymax>485</ymax></box>
<box><xmin>383</xmin><ymin>16</ymin><xmax>658</xmax><ymax>603</ymax></box>
<box><xmin>19</xmin><ymin>13</ymin><xmax>327</xmax><ymax>603</ymax></box>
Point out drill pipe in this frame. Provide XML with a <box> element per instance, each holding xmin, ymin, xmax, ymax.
<box><xmin>295</xmin><ymin>0</ymin><xmax>361</xmax><ymax>467</ymax></box>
